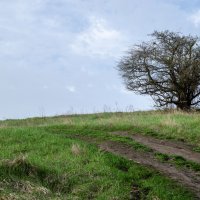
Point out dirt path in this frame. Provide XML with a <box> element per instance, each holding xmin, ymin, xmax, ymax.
<box><xmin>111</xmin><ymin>132</ymin><xmax>200</xmax><ymax>164</ymax></box>
<box><xmin>68</xmin><ymin>134</ymin><xmax>200</xmax><ymax>198</ymax></box>
<box><xmin>99</xmin><ymin>140</ymin><xmax>200</xmax><ymax>198</ymax></box>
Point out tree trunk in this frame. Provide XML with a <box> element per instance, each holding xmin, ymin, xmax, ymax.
<box><xmin>177</xmin><ymin>101</ymin><xmax>191</xmax><ymax>110</ymax></box>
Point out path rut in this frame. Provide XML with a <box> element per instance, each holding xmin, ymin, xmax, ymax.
<box><xmin>111</xmin><ymin>132</ymin><xmax>200</xmax><ymax>164</ymax></box>
<box><xmin>99</xmin><ymin>140</ymin><xmax>200</xmax><ymax>198</ymax></box>
<box><xmin>67</xmin><ymin>134</ymin><xmax>200</xmax><ymax>198</ymax></box>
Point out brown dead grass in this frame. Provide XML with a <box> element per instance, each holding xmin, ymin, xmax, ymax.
<box><xmin>71</xmin><ymin>144</ymin><xmax>82</xmax><ymax>156</ymax></box>
<box><xmin>0</xmin><ymin>194</ymin><xmax>18</xmax><ymax>200</ymax></box>
<box><xmin>3</xmin><ymin>154</ymin><xmax>28</xmax><ymax>167</ymax></box>
<box><xmin>161</xmin><ymin>115</ymin><xmax>178</xmax><ymax>127</ymax></box>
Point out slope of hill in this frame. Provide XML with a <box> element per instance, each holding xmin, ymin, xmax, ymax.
<box><xmin>1</xmin><ymin>111</ymin><xmax>200</xmax><ymax>199</ymax></box>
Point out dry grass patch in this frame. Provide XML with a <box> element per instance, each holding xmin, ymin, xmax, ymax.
<box><xmin>161</xmin><ymin>115</ymin><xmax>178</xmax><ymax>127</ymax></box>
<box><xmin>2</xmin><ymin>154</ymin><xmax>28</xmax><ymax>168</ymax></box>
<box><xmin>12</xmin><ymin>181</ymin><xmax>49</xmax><ymax>195</ymax></box>
<box><xmin>0</xmin><ymin>194</ymin><xmax>18</xmax><ymax>200</ymax></box>
<box><xmin>71</xmin><ymin>144</ymin><xmax>83</xmax><ymax>156</ymax></box>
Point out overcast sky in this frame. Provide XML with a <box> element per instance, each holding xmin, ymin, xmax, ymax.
<box><xmin>1</xmin><ymin>0</ymin><xmax>200</xmax><ymax>119</ymax></box>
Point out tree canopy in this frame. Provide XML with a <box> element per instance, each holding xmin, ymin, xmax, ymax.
<box><xmin>117</xmin><ymin>30</ymin><xmax>200</xmax><ymax>110</ymax></box>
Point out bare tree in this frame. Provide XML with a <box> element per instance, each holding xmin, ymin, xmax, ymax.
<box><xmin>117</xmin><ymin>30</ymin><xmax>200</xmax><ymax>110</ymax></box>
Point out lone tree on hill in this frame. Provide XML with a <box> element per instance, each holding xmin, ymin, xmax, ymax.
<box><xmin>117</xmin><ymin>30</ymin><xmax>200</xmax><ymax>110</ymax></box>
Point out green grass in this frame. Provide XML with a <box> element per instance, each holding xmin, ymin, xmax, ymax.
<box><xmin>1</xmin><ymin>110</ymin><xmax>200</xmax><ymax>146</ymax></box>
<box><xmin>44</xmin><ymin>125</ymin><xmax>151</xmax><ymax>152</ymax></box>
<box><xmin>155</xmin><ymin>153</ymin><xmax>200</xmax><ymax>172</ymax></box>
<box><xmin>1</xmin><ymin>111</ymin><xmax>200</xmax><ymax>199</ymax></box>
<box><xmin>46</xmin><ymin>124</ymin><xmax>200</xmax><ymax>174</ymax></box>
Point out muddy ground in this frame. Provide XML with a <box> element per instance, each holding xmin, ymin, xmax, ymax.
<box><xmin>68</xmin><ymin>132</ymin><xmax>200</xmax><ymax>198</ymax></box>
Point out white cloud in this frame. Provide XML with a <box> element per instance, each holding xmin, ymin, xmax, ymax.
<box><xmin>66</xmin><ymin>85</ymin><xmax>76</xmax><ymax>93</ymax></box>
<box><xmin>70</xmin><ymin>16</ymin><xmax>127</xmax><ymax>58</ymax></box>
<box><xmin>189</xmin><ymin>10</ymin><xmax>200</xmax><ymax>27</ymax></box>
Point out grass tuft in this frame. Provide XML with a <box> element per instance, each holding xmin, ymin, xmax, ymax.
<box><xmin>71</xmin><ymin>144</ymin><xmax>82</xmax><ymax>156</ymax></box>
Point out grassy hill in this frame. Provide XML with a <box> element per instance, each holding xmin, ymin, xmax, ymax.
<box><xmin>1</xmin><ymin>111</ymin><xmax>200</xmax><ymax>199</ymax></box>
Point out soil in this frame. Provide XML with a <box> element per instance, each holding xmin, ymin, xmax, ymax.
<box><xmin>111</xmin><ymin>132</ymin><xmax>200</xmax><ymax>164</ymax></box>
<box><xmin>67</xmin><ymin>134</ymin><xmax>200</xmax><ymax>198</ymax></box>
<box><xmin>99</xmin><ymin>140</ymin><xmax>200</xmax><ymax>198</ymax></box>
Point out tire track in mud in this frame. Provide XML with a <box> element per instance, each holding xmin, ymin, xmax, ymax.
<box><xmin>110</xmin><ymin>131</ymin><xmax>200</xmax><ymax>164</ymax></box>
<box><xmin>99</xmin><ymin>140</ymin><xmax>200</xmax><ymax>198</ymax></box>
<box><xmin>68</xmin><ymin>134</ymin><xmax>200</xmax><ymax>198</ymax></box>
